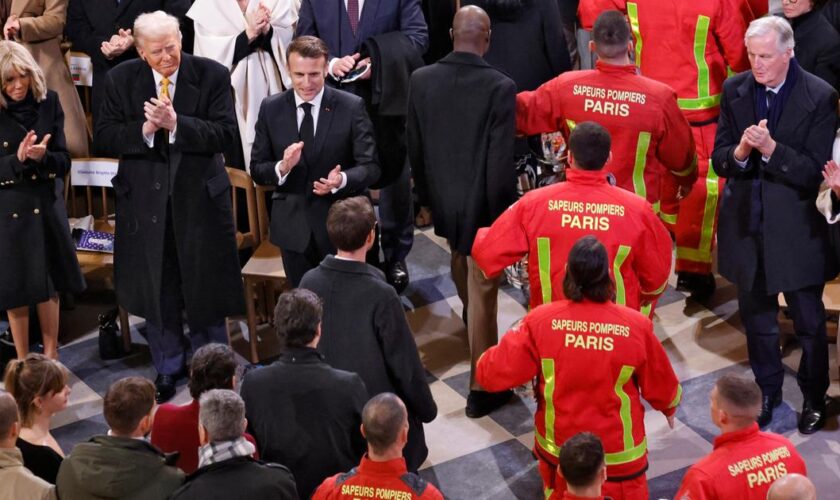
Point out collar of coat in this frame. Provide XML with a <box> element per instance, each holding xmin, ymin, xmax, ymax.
<box><xmin>320</xmin><ymin>254</ymin><xmax>387</xmax><ymax>281</ymax></box>
<box><xmin>438</xmin><ymin>51</ymin><xmax>494</xmax><ymax>69</ymax></box>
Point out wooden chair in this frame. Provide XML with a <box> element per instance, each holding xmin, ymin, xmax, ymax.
<box><xmin>65</xmin><ymin>158</ymin><xmax>131</xmax><ymax>353</ymax></box>
<box><xmin>226</xmin><ymin>167</ymin><xmax>260</xmax><ymax>251</ymax></box>
<box><xmin>240</xmin><ymin>183</ymin><xmax>288</xmax><ymax>363</ymax></box>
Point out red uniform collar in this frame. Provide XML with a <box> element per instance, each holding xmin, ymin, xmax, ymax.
<box><xmin>562</xmin><ymin>492</ymin><xmax>608</xmax><ymax>500</ymax></box>
<box><xmin>358</xmin><ymin>455</ymin><xmax>409</xmax><ymax>477</ymax></box>
<box><xmin>595</xmin><ymin>60</ymin><xmax>638</xmax><ymax>75</ymax></box>
<box><xmin>565</xmin><ymin>168</ymin><xmax>611</xmax><ymax>185</ymax></box>
<box><xmin>713</xmin><ymin>423</ymin><xmax>760</xmax><ymax>449</ymax></box>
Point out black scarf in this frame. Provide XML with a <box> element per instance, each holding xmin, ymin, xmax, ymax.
<box><xmin>4</xmin><ymin>91</ymin><xmax>39</xmax><ymax>130</ymax></box>
<box><xmin>753</xmin><ymin>57</ymin><xmax>800</xmax><ymax>133</ymax></box>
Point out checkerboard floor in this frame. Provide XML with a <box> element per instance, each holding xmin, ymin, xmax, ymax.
<box><xmin>33</xmin><ymin>228</ymin><xmax>840</xmax><ymax>499</ymax></box>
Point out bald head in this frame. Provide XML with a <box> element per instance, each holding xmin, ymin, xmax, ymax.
<box><xmin>767</xmin><ymin>474</ymin><xmax>816</xmax><ymax>500</ymax></box>
<box><xmin>451</xmin><ymin>5</ymin><xmax>491</xmax><ymax>56</ymax></box>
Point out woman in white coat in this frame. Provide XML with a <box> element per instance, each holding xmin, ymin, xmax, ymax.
<box><xmin>187</xmin><ymin>0</ymin><xmax>297</xmax><ymax>172</ymax></box>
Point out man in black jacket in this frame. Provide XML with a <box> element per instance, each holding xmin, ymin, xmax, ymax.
<box><xmin>240</xmin><ymin>289</ymin><xmax>368</xmax><ymax>499</ymax></box>
<box><xmin>407</xmin><ymin>5</ymin><xmax>516</xmax><ymax>418</ymax></box>
<box><xmin>300</xmin><ymin>197</ymin><xmax>437</xmax><ymax>472</ymax></box>
<box><xmin>169</xmin><ymin>389</ymin><xmax>298</xmax><ymax>500</ymax></box>
<box><xmin>712</xmin><ymin>16</ymin><xmax>838</xmax><ymax>434</ymax></box>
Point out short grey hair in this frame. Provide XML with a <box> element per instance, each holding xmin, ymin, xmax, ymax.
<box><xmin>745</xmin><ymin>16</ymin><xmax>795</xmax><ymax>52</ymax></box>
<box><xmin>133</xmin><ymin>11</ymin><xmax>182</xmax><ymax>49</ymax></box>
<box><xmin>198</xmin><ymin>389</ymin><xmax>246</xmax><ymax>442</ymax></box>
<box><xmin>0</xmin><ymin>391</ymin><xmax>19</xmax><ymax>439</ymax></box>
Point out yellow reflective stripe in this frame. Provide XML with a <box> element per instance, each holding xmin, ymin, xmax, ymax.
<box><xmin>614</xmin><ymin>365</ymin><xmax>635</xmax><ymax>450</ymax></box>
<box><xmin>613</xmin><ymin>245</ymin><xmax>631</xmax><ymax>306</ymax></box>
<box><xmin>677</xmin><ymin>162</ymin><xmax>720</xmax><ymax>264</ymax></box>
<box><xmin>673</xmin><ymin>156</ymin><xmax>698</xmax><ymax>177</ymax></box>
<box><xmin>642</xmin><ymin>277</ymin><xmax>668</xmax><ymax>296</ymax></box>
<box><xmin>677</xmin><ymin>94</ymin><xmax>721</xmax><ymax>110</ymax></box>
<box><xmin>695</xmin><ymin>16</ymin><xmax>711</xmax><ymax>99</ymax></box>
<box><xmin>633</xmin><ymin>132</ymin><xmax>651</xmax><ymax>199</ymax></box>
<box><xmin>640</xmin><ymin>303</ymin><xmax>652</xmax><ymax>317</ymax></box>
<box><xmin>566</xmin><ymin>119</ymin><xmax>577</xmax><ymax>131</ymax></box>
<box><xmin>544</xmin><ymin>488</ymin><xmax>553</xmax><ymax>500</ymax></box>
<box><xmin>670</xmin><ymin>384</ymin><xmax>684</xmax><ymax>409</ymax></box>
<box><xmin>606</xmin><ymin>438</ymin><xmax>647</xmax><ymax>465</ymax></box>
<box><xmin>535</xmin><ymin>429</ymin><xmax>560</xmax><ymax>457</ymax></box>
<box><xmin>627</xmin><ymin>3</ymin><xmax>642</xmax><ymax>67</ymax></box>
<box><xmin>660</xmin><ymin>211</ymin><xmax>678</xmax><ymax>225</ymax></box>
<box><xmin>542</xmin><ymin>359</ymin><xmax>557</xmax><ymax>455</ymax></box>
<box><xmin>651</xmin><ymin>200</ymin><xmax>661</xmax><ymax>215</ymax></box>
<box><xmin>537</xmin><ymin>237</ymin><xmax>552</xmax><ymax>304</ymax></box>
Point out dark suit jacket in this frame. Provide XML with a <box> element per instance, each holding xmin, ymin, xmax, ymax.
<box><xmin>408</xmin><ymin>51</ymin><xmax>517</xmax><ymax>254</ymax></box>
<box><xmin>466</xmin><ymin>0</ymin><xmax>571</xmax><ymax>92</ymax></box>
<box><xmin>250</xmin><ymin>86</ymin><xmax>379</xmax><ymax>253</ymax></box>
<box><xmin>788</xmin><ymin>10</ymin><xmax>840</xmax><ymax>92</ymax></box>
<box><xmin>712</xmin><ymin>67</ymin><xmax>838</xmax><ymax>293</ymax></box>
<box><xmin>169</xmin><ymin>456</ymin><xmax>298</xmax><ymax>500</ymax></box>
<box><xmin>240</xmin><ymin>348</ymin><xmax>368</xmax><ymax>499</ymax></box>
<box><xmin>296</xmin><ymin>0</ymin><xmax>429</xmax><ymax>59</ymax></box>
<box><xmin>0</xmin><ymin>91</ymin><xmax>84</xmax><ymax>310</ymax></box>
<box><xmin>95</xmin><ymin>54</ymin><xmax>244</xmax><ymax>326</ymax></box>
<box><xmin>66</xmin><ymin>0</ymin><xmax>191</xmax><ymax>126</ymax></box>
<box><xmin>299</xmin><ymin>257</ymin><xmax>438</xmax><ymax>471</ymax></box>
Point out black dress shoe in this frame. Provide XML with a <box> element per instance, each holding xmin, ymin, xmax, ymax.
<box><xmin>466</xmin><ymin>389</ymin><xmax>513</xmax><ymax>418</ymax></box>
<box><xmin>155</xmin><ymin>374</ymin><xmax>178</xmax><ymax>403</ymax></box>
<box><xmin>676</xmin><ymin>272</ymin><xmax>716</xmax><ymax>298</ymax></box>
<box><xmin>387</xmin><ymin>261</ymin><xmax>409</xmax><ymax>294</ymax></box>
<box><xmin>798</xmin><ymin>400</ymin><xmax>826</xmax><ymax>434</ymax></box>
<box><xmin>757</xmin><ymin>391</ymin><xmax>782</xmax><ymax>428</ymax></box>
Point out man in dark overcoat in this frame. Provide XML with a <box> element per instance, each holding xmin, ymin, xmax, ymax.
<box><xmin>712</xmin><ymin>16</ymin><xmax>837</xmax><ymax>434</ymax></box>
<box><xmin>407</xmin><ymin>5</ymin><xmax>516</xmax><ymax>418</ymax></box>
<box><xmin>96</xmin><ymin>10</ymin><xmax>244</xmax><ymax>403</ymax></box>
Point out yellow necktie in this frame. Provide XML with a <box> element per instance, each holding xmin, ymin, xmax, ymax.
<box><xmin>160</xmin><ymin>78</ymin><xmax>171</xmax><ymax>100</ymax></box>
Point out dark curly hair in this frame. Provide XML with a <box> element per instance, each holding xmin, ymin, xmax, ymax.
<box><xmin>188</xmin><ymin>344</ymin><xmax>237</xmax><ymax>399</ymax></box>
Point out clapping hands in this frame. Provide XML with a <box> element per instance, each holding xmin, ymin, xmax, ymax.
<box><xmin>101</xmin><ymin>29</ymin><xmax>134</xmax><ymax>59</ymax></box>
<box><xmin>142</xmin><ymin>96</ymin><xmax>177</xmax><ymax>136</ymax></box>
<box><xmin>313</xmin><ymin>165</ymin><xmax>343</xmax><ymax>195</ymax></box>
<box><xmin>823</xmin><ymin>160</ymin><xmax>840</xmax><ymax>198</ymax></box>
<box><xmin>16</xmin><ymin>131</ymin><xmax>51</xmax><ymax>163</ymax></box>
<box><xmin>246</xmin><ymin>3</ymin><xmax>272</xmax><ymax>41</ymax></box>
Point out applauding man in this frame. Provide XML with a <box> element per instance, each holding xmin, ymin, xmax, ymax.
<box><xmin>250</xmin><ymin>36</ymin><xmax>379</xmax><ymax>286</ymax></box>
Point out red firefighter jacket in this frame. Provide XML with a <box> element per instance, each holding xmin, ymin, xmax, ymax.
<box><xmin>312</xmin><ymin>456</ymin><xmax>443</xmax><ymax>500</ymax></box>
<box><xmin>476</xmin><ymin>299</ymin><xmax>682</xmax><ymax>478</ymax></box>
<box><xmin>472</xmin><ymin>168</ymin><xmax>672</xmax><ymax>311</ymax></box>
<box><xmin>675</xmin><ymin>423</ymin><xmax>807</xmax><ymax>500</ymax></box>
<box><xmin>577</xmin><ymin>0</ymin><xmax>750</xmax><ymax>123</ymax></box>
<box><xmin>517</xmin><ymin>61</ymin><xmax>696</xmax><ymax>210</ymax></box>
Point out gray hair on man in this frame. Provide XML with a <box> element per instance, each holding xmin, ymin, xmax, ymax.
<box><xmin>745</xmin><ymin>16</ymin><xmax>795</xmax><ymax>52</ymax></box>
<box><xmin>199</xmin><ymin>389</ymin><xmax>246</xmax><ymax>442</ymax></box>
<box><xmin>133</xmin><ymin>10</ymin><xmax>182</xmax><ymax>48</ymax></box>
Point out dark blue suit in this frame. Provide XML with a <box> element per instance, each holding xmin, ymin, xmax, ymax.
<box><xmin>297</xmin><ymin>0</ymin><xmax>429</xmax><ymax>266</ymax></box>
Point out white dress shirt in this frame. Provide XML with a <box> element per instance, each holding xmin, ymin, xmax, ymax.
<box><xmin>275</xmin><ymin>86</ymin><xmax>347</xmax><ymax>192</ymax></box>
<box><xmin>143</xmin><ymin>69</ymin><xmax>179</xmax><ymax>147</ymax></box>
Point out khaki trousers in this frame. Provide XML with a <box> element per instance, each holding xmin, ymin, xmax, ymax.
<box><xmin>451</xmin><ymin>250</ymin><xmax>501</xmax><ymax>390</ymax></box>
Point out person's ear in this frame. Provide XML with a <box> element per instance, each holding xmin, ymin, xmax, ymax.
<box><xmin>599</xmin><ymin>463</ymin><xmax>607</xmax><ymax>484</ymax></box>
<box><xmin>360</xmin><ymin>423</ymin><xmax>367</xmax><ymax>440</ymax></box>
<box><xmin>589</xmin><ymin>40</ymin><xmax>596</xmax><ymax>53</ymax></box>
<box><xmin>241</xmin><ymin>418</ymin><xmax>248</xmax><ymax>436</ymax></box>
<box><xmin>230</xmin><ymin>374</ymin><xmax>237</xmax><ymax>390</ymax></box>
<box><xmin>198</xmin><ymin>423</ymin><xmax>209</xmax><ymax>446</ymax></box>
<box><xmin>449</xmin><ymin>28</ymin><xmax>454</xmax><ymax>42</ymax></box>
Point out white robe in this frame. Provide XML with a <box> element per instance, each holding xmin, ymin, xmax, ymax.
<box><xmin>188</xmin><ymin>0</ymin><xmax>299</xmax><ymax>171</ymax></box>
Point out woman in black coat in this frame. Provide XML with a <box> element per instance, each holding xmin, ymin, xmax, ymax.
<box><xmin>0</xmin><ymin>41</ymin><xmax>84</xmax><ymax>360</ymax></box>
<box><xmin>783</xmin><ymin>0</ymin><xmax>840</xmax><ymax>92</ymax></box>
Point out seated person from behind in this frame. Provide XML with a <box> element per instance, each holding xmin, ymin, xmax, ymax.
<box><xmin>56</xmin><ymin>377</ymin><xmax>184</xmax><ymax>500</ymax></box>
<box><xmin>169</xmin><ymin>389</ymin><xmax>297</xmax><ymax>499</ymax></box>
<box><xmin>241</xmin><ymin>288</ymin><xmax>368</xmax><ymax>498</ymax></box>
<box><xmin>551</xmin><ymin>433</ymin><xmax>608</xmax><ymax>500</ymax></box>
<box><xmin>0</xmin><ymin>391</ymin><xmax>56</xmax><ymax>500</ymax></box>
<box><xmin>312</xmin><ymin>393</ymin><xmax>443</xmax><ymax>500</ymax></box>
<box><xmin>675</xmin><ymin>374</ymin><xmax>807</xmax><ymax>499</ymax></box>
<box><xmin>151</xmin><ymin>343</ymin><xmax>258</xmax><ymax>473</ymax></box>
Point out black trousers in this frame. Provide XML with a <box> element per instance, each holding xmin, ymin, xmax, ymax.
<box><xmin>281</xmin><ymin>232</ymin><xmax>332</xmax><ymax>288</ymax></box>
<box><xmin>738</xmin><ymin>263</ymin><xmax>829</xmax><ymax>404</ymax></box>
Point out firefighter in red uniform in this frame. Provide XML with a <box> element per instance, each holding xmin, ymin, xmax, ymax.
<box><xmin>553</xmin><ymin>433</ymin><xmax>610</xmax><ymax>500</ymax></box>
<box><xmin>312</xmin><ymin>393</ymin><xmax>444</xmax><ymax>500</ymax></box>
<box><xmin>473</xmin><ymin>122</ymin><xmax>672</xmax><ymax>313</ymax></box>
<box><xmin>517</xmin><ymin>10</ymin><xmax>696</xmax><ymax>232</ymax></box>
<box><xmin>580</xmin><ymin>0</ymin><xmax>751</xmax><ymax>296</ymax></box>
<box><xmin>476</xmin><ymin>235</ymin><xmax>682</xmax><ymax>500</ymax></box>
<box><xmin>675</xmin><ymin>374</ymin><xmax>807</xmax><ymax>500</ymax></box>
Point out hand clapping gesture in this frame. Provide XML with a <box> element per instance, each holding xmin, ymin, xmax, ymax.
<box><xmin>17</xmin><ymin>131</ymin><xmax>51</xmax><ymax>163</ymax></box>
<box><xmin>313</xmin><ymin>165</ymin><xmax>343</xmax><ymax>195</ymax></box>
<box><xmin>142</xmin><ymin>96</ymin><xmax>177</xmax><ymax>136</ymax></box>
<box><xmin>822</xmin><ymin>160</ymin><xmax>840</xmax><ymax>198</ymax></box>
<box><xmin>246</xmin><ymin>3</ymin><xmax>272</xmax><ymax>41</ymax></box>
<box><xmin>101</xmin><ymin>29</ymin><xmax>134</xmax><ymax>59</ymax></box>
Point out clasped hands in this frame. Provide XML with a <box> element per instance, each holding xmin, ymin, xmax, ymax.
<box><xmin>17</xmin><ymin>131</ymin><xmax>51</xmax><ymax>163</ymax></box>
<box><xmin>822</xmin><ymin>160</ymin><xmax>840</xmax><ymax>198</ymax></box>
<box><xmin>245</xmin><ymin>3</ymin><xmax>272</xmax><ymax>41</ymax></box>
<box><xmin>142</xmin><ymin>96</ymin><xmax>177</xmax><ymax>136</ymax></box>
<box><xmin>734</xmin><ymin>118</ymin><xmax>776</xmax><ymax>161</ymax></box>
<box><xmin>279</xmin><ymin>142</ymin><xmax>343</xmax><ymax>196</ymax></box>
<box><xmin>101</xmin><ymin>29</ymin><xmax>134</xmax><ymax>60</ymax></box>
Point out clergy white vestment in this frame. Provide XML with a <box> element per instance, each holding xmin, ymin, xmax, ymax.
<box><xmin>188</xmin><ymin>0</ymin><xmax>299</xmax><ymax>171</ymax></box>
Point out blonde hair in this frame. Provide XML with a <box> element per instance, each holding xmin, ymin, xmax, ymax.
<box><xmin>3</xmin><ymin>354</ymin><xmax>68</xmax><ymax>427</ymax></box>
<box><xmin>134</xmin><ymin>11</ymin><xmax>182</xmax><ymax>49</ymax></box>
<box><xmin>0</xmin><ymin>41</ymin><xmax>47</xmax><ymax>108</ymax></box>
